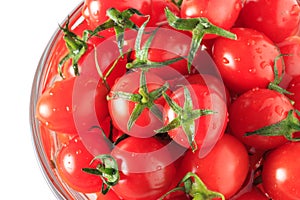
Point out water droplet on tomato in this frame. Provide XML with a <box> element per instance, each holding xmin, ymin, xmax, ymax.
<box><xmin>255</xmin><ymin>48</ymin><xmax>262</xmax><ymax>54</ymax></box>
<box><xmin>222</xmin><ymin>57</ymin><xmax>230</xmax><ymax>64</ymax></box>
<box><xmin>156</xmin><ymin>165</ymin><xmax>162</xmax><ymax>170</ymax></box>
<box><xmin>260</xmin><ymin>61</ymin><xmax>271</xmax><ymax>69</ymax></box>
<box><xmin>275</xmin><ymin>106</ymin><xmax>284</xmax><ymax>116</ymax></box>
<box><xmin>234</xmin><ymin>57</ymin><xmax>241</xmax><ymax>62</ymax></box>
<box><xmin>248</xmin><ymin>68</ymin><xmax>257</xmax><ymax>73</ymax></box>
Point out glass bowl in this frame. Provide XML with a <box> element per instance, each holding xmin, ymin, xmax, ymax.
<box><xmin>30</xmin><ymin>1</ymin><xmax>300</xmax><ymax>200</ymax></box>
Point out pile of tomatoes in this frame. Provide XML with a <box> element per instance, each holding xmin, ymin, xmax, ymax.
<box><xmin>34</xmin><ymin>0</ymin><xmax>300</xmax><ymax>199</ymax></box>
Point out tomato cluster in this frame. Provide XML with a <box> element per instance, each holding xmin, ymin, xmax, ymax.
<box><xmin>35</xmin><ymin>0</ymin><xmax>300</xmax><ymax>199</ymax></box>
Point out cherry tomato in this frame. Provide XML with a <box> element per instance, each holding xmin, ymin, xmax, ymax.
<box><xmin>180</xmin><ymin>0</ymin><xmax>243</xmax><ymax>39</ymax></box>
<box><xmin>132</xmin><ymin>27</ymin><xmax>193</xmax><ymax>80</ymax></box>
<box><xmin>212</xmin><ymin>27</ymin><xmax>283</xmax><ymax>94</ymax></box>
<box><xmin>107</xmin><ymin>70</ymin><xmax>167</xmax><ymax>138</ymax></box>
<box><xmin>179</xmin><ymin>134</ymin><xmax>249</xmax><ymax>199</ymax></box>
<box><xmin>239</xmin><ymin>0</ymin><xmax>300</xmax><ymax>43</ymax></box>
<box><xmin>82</xmin><ymin>0</ymin><xmax>179</xmax><ymax>29</ymax></box>
<box><xmin>278</xmin><ymin>36</ymin><xmax>300</xmax><ymax>87</ymax></box>
<box><xmin>229</xmin><ymin>88</ymin><xmax>293</xmax><ymax>150</ymax></box>
<box><xmin>262</xmin><ymin>142</ymin><xmax>300</xmax><ymax>200</ymax></box>
<box><xmin>36</xmin><ymin>77</ymin><xmax>109</xmax><ymax>134</ymax></box>
<box><xmin>111</xmin><ymin>136</ymin><xmax>176</xmax><ymax>200</ymax></box>
<box><xmin>161</xmin><ymin>83</ymin><xmax>228</xmax><ymax>156</ymax></box>
<box><xmin>56</xmin><ymin>135</ymin><xmax>111</xmax><ymax>193</ymax></box>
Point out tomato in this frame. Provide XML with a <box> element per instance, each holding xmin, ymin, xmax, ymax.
<box><xmin>180</xmin><ymin>0</ymin><xmax>243</xmax><ymax>39</ymax></box>
<box><xmin>111</xmin><ymin>136</ymin><xmax>176</xmax><ymax>200</ymax></box>
<box><xmin>130</xmin><ymin>27</ymin><xmax>193</xmax><ymax>80</ymax></box>
<box><xmin>239</xmin><ymin>0</ymin><xmax>300</xmax><ymax>43</ymax></box>
<box><xmin>229</xmin><ymin>88</ymin><xmax>294</xmax><ymax>150</ymax></box>
<box><xmin>278</xmin><ymin>36</ymin><xmax>300</xmax><ymax>87</ymax></box>
<box><xmin>178</xmin><ymin>134</ymin><xmax>249</xmax><ymax>199</ymax></box>
<box><xmin>212</xmin><ymin>27</ymin><xmax>283</xmax><ymax>94</ymax></box>
<box><xmin>82</xmin><ymin>0</ymin><xmax>179</xmax><ymax>29</ymax></box>
<box><xmin>235</xmin><ymin>187</ymin><xmax>269</xmax><ymax>200</ymax></box>
<box><xmin>262</xmin><ymin>142</ymin><xmax>300</xmax><ymax>200</ymax></box>
<box><xmin>56</xmin><ymin>136</ymin><xmax>111</xmax><ymax>193</ymax></box>
<box><xmin>36</xmin><ymin>77</ymin><xmax>109</xmax><ymax>134</ymax></box>
<box><xmin>159</xmin><ymin>83</ymin><xmax>228</xmax><ymax>156</ymax></box>
<box><xmin>107</xmin><ymin>70</ymin><xmax>168</xmax><ymax>137</ymax></box>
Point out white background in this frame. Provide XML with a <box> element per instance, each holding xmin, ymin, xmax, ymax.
<box><xmin>0</xmin><ymin>0</ymin><xmax>81</xmax><ymax>199</ymax></box>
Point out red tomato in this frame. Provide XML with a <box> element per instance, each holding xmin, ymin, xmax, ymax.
<box><xmin>56</xmin><ymin>136</ymin><xmax>111</xmax><ymax>193</ymax></box>
<box><xmin>278</xmin><ymin>36</ymin><xmax>300</xmax><ymax>87</ymax></box>
<box><xmin>36</xmin><ymin>77</ymin><xmax>109</xmax><ymax>134</ymax></box>
<box><xmin>161</xmin><ymin>83</ymin><xmax>228</xmax><ymax>157</ymax></box>
<box><xmin>239</xmin><ymin>0</ymin><xmax>300</xmax><ymax>43</ymax></box>
<box><xmin>262</xmin><ymin>142</ymin><xmax>300</xmax><ymax>200</ymax></box>
<box><xmin>178</xmin><ymin>134</ymin><xmax>249</xmax><ymax>199</ymax></box>
<box><xmin>229</xmin><ymin>88</ymin><xmax>293</xmax><ymax>150</ymax></box>
<box><xmin>212</xmin><ymin>27</ymin><xmax>283</xmax><ymax>94</ymax></box>
<box><xmin>131</xmin><ymin>27</ymin><xmax>193</xmax><ymax>80</ymax></box>
<box><xmin>235</xmin><ymin>187</ymin><xmax>269</xmax><ymax>200</ymax></box>
<box><xmin>107</xmin><ymin>70</ymin><xmax>167</xmax><ymax>138</ymax></box>
<box><xmin>82</xmin><ymin>0</ymin><xmax>179</xmax><ymax>29</ymax></box>
<box><xmin>111</xmin><ymin>136</ymin><xmax>176</xmax><ymax>200</ymax></box>
<box><xmin>180</xmin><ymin>0</ymin><xmax>243</xmax><ymax>39</ymax></box>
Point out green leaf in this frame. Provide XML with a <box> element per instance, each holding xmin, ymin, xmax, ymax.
<box><xmin>127</xmin><ymin>103</ymin><xmax>146</xmax><ymax>131</ymax></box>
<box><xmin>156</xmin><ymin>117</ymin><xmax>181</xmax><ymax>133</ymax></box>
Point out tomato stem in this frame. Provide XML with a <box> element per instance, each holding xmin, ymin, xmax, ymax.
<box><xmin>126</xmin><ymin>15</ymin><xmax>184</xmax><ymax>70</ymax></box>
<box><xmin>58</xmin><ymin>18</ymin><xmax>89</xmax><ymax>78</ymax></box>
<box><xmin>87</xmin><ymin>8</ymin><xmax>144</xmax><ymax>56</ymax></box>
<box><xmin>82</xmin><ymin>154</ymin><xmax>119</xmax><ymax>195</ymax></box>
<box><xmin>159</xmin><ymin>172</ymin><xmax>225</xmax><ymax>200</ymax></box>
<box><xmin>245</xmin><ymin>110</ymin><xmax>300</xmax><ymax>141</ymax></box>
<box><xmin>156</xmin><ymin>86</ymin><xmax>215</xmax><ymax>152</ymax></box>
<box><xmin>164</xmin><ymin>7</ymin><xmax>237</xmax><ymax>73</ymax></box>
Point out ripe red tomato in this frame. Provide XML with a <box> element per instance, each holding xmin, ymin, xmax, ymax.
<box><xmin>239</xmin><ymin>0</ymin><xmax>300</xmax><ymax>43</ymax></box>
<box><xmin>161</xmin><ymin>83</ymin><xmax>228</xmax><ymax>156</ymax></box>
<box><xmin>130</xmin><ymin>27</ymin><xmax>193</xmax><ymax>80</ymax></box>
<box><xmin>180</xmin><ymin>0</ymin><xmax>243</xmax><ymax>39</ymax></box>
<box><xmin>229</xmin><ymin>88</ymin><xmax>293</xmax><ymax>150</ymax></box>
<box><xmin>111</xmin><ymin>136</ymin><xmax>176</xmax><ymax>200</ymax></box>
<box><xmin>107</xmin><ymin>70</ymin><xmax>167</xmax><ymax>138</ymax></box>
<box><xmin>82</xmin><ymin>0</ymin><xmax>179</xmax><ymax>29</ymax></box>
<box><xmin>56</xmin><ymin>136</ymin><xmax>111</xmax><ymax>193</ymax></box>
<box><xmin>278</xmin><ymin>36</ymin><xmax>300</xmax><ymax>87</ymax></box>
<box><xmin>262</xmin><ymin>142</ymin><xmax>300</xmax><ymax>200</ymax></box>
<box><xmin>212</xmin><ymin>27</ymin><xmax>283</xmax><ymax>94</ymax></box>
<box><xmin>36</xmin><ymin>77</ymin><xmax>109</xmax><ymax>134</ymax></box>
<box><xmin>178</xmin><ymin>134</ymin><xmax>249</xmax><ymax>199</ymax></box>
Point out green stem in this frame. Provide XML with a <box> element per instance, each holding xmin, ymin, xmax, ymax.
<box><xmin>159</xmin><ymin>172</ymin><xmax>225</xmax><ymax>200</ymax></box>
<box><xmin>245</xmin><ymin>110</ymin><xmax>300</xmax><ymax>141</ymax></box>
<box><xmin>165</xmin><ymin>7</ymin><xmax>237</xmax><ymax>73</ymax></box>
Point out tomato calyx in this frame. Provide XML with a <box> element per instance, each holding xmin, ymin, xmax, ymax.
<box><xmin>107</xmin><ymin>70</ymin><xmax>168</xmax><ymax>131</ymax></box>
<box><xmin>165</xmin><ymin>7</ymin><xmax>237</xmax><ymax>73</ymax></box>
<box><xmin>59</xmin><ymin>18</ymin><xmax>89</xmax><ymax>78</ymax></box>
<box><xmin>159</xmin><ymin>172</ymin><xmax>225</xmax><ymax>200</ymax></box>
<box><xmin>245</xmin><ymin>110</ymin><xmax>300</xmax><ymax>141</ymax></box>
<box><xmin>87</xmin><ymin>8</ymin><xmax>145</xmax><ymax>56</ymax></box>
<box><xmin>82</xmin><ymin>154</ymin><xmax>119</xmax><ymax>194</ymax></box>
<box><xmin>126</xmin><ymin>16</ymin><xmax>183</xmax><ymax>70</ymax></box>
<box><xmin>156</xmin><ymin>86</ymin><xmax>214</xmax><ymax>152</ymax></box>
